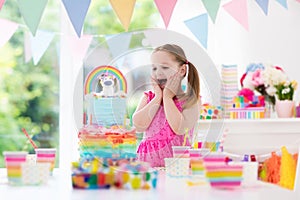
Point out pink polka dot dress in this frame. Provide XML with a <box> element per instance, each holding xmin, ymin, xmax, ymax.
<box><xmin>137</xmin><ymin>91</ymin><xmax>193</xmax><ymax>167</ymax></box>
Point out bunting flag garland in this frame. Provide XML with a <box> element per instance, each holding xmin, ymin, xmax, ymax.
<box><xmin>0</xmin><ymin>18</ymin><xmax>18</xmax><ymax>48</ymax></box>
<box><xmin>109</xmin><ymin>0</ymin><xmax>136</xmax><ymax>31</ymax></box>
<box><xmin>30</xmin><ymin>30</ymin><xmax>55</xmax><ymax>65</ymax></box>
<box><xmin>0</xmin><ymin>0</ymin><xmax>299</xmax><ymax>53</ymax></box>
<box><xmin>154</xmin><ymin>0</ymin><xmax>177</xmax><ymax>28</ymax></box>
<box><xmin>223</xmin><ymin>0</ymin><xmax>249</xmax><ymax>31</ymax></box>
<box><xmin>65</xmin><ymin>34</ymin><xmax>93</xmax><ymax>62</ymax></box>
<box><xmin>184</xmin><ymin>13</ymin><xmax>208</xmax><ymax>49</ymax></box>
<box><xmin>16</xmin><ymin>0</ymin><xmax>48</xmax><ymax>36</ymax></box>
<box><xmin>105</xmin><ymin>33</ymin><xmax>132</xmax><ymax>59</ymax></box>
<box><xmin>201</xmin><ymin>0</ymin><xmax>221</xmax><ymax>23</ymax></box>
<box><xmin>255</xmin><ymin>0</ymin><xmax>269</xmax><ymax>15</ymax></box>
<box><xmin>62</xmin><ymin>0</ymin><xmax>91</xmax><ymax>38</ymax></box>
<box><xmin>276</xmin><ymin>0</ymin><xmax>288</xmax><ymax>9</ymax></box>
<box><xmin>0</xmin><ymin>0</ymin><xmax>6</xmax><ymax>10</ymax></box>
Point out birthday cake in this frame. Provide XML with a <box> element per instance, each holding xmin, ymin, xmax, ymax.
<box><xmin>79</xmin><ymin>65</ymin><xmax>137</xmax><ymax>160</ymax></box>
<box><xmin>71</xmin><ymin>66</ymin><xmax>158</xmax><ymax>190</ymax></box>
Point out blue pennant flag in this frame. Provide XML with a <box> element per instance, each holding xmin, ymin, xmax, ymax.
<box><xmin>276</xmin><ymin>0</ymin><xmax>288</xmax><ymax>9</ymax></box>
<box><xmin>255</xmin><ymin>0</ymin><xmax>269</xmax><ymax>15</ymax></box>
<box><xmin>184</xmin><ymin>13</ymin><xmax>208</xmax><ymax>49</ymax></box>
<box><xmin>62</xmin><ymin>0</ymin><xmax>91</xmax><ymax>37</ymax></box>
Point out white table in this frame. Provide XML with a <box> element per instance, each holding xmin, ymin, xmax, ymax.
<box><xmin>0</xmin><ymin>169</ymin><xmax>299</xmax><ymax>200</ymax></box>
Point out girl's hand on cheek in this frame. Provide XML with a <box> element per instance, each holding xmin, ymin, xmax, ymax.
<box><xmin>164</xmin><ymin>72</ymin><xmax>181</xmax><ymax>98</ymax></box>
<box><xmin>151</xmin><ymin>77</ymin><xmax>162</xmax><ymax>98</ymax></box>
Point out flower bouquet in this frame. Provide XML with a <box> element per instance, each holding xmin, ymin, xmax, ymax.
<box><xmin>240</xmin><ymin>63</ymin><xmax>298</xmax><ymax>117</ymax></box>
<box><xmin>240</xmin><ymin>63</ymin><xmax>276</xmax><ymax>106</ymax></box>
<box><xmin>240</xmin><ymin>63</ymin><xmax>297</xmax><ymax>104</ymax></box>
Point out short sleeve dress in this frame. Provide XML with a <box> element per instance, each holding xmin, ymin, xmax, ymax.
<box><xmin>136</xmin><ymin>91</ymin><xmax>193</xmax><ymax>167</ymax></box>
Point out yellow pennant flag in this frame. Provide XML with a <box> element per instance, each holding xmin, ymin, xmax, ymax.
<box><xmin>109</xmin><ymin>0</ymin><xmax>136</xmax><ymax>31</ymax></box>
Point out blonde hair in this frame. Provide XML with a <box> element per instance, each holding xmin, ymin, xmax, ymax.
<box><xmin>153</xmin><ymin>44</ymin><xmax>200</xmax><ymax>108</ymax></box>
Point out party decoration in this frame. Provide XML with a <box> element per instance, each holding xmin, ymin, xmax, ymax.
<box><xmin>184</xmin><ymin>13</ymin><xmax>208</xmax><ymax>49</ymax></box>
<box><xmin>164</xmin><ymin>158</ymin><xmax>190</xmax><ymax>176</ymax></box>
<box><xmin>265</xmin><ymin>152</ymin><xmax>281</xmax><ymax>184</ymax></box>
<box><xmin>72</xmin><ymin>159</ymin><xmax>158</xmax><ymax>190</ymax></box>
<box><xmin>154</xmin><ymin>0</ymin><xmax>177</xmax><ymax>28</ymax></box>
<box><xmin>65</xmin><ymin>34</ymin><xmax>93</xmax><ymax>62</ymax></box>
<box><xmin>109</xmin><ymin>0</ymin><xmax>136</xmax><ymax>31</ymax></box>
<box><xmin>200</xmin><ymin>103</ymin><xmax>223</xmax><ymax>120</ymax></box>
<box><xmin>21</xmin><ymin>163</ymin><xmax>50</xmax><ymax>185</ymax></box>
<box><xmin>276</xmin><ymin>0</ymin><xmax>288</xmax><ymax>9</ymax></box>
<box><xmin>223</xmin><ymin>0</ymin><xmax>249</xmax><ymax>31</ymax></box>
<box><xmin>220</xmin><ymin>64</ymin><xmax>239</xmax><ymax>118</ymax></box>
<box><xmin>0</xmin><ymin>0</ymin><xmax>6</xmax><ymax>10</ymax></box>
<box><xmin>84</xmin><ymin>65</ymin><xmax>127</xmax><ymax>95</ymax></box>
<box><xmin>229</xmin><ymin>94</ymin><xmax>265</xmax><ymax>119</ymax></box>
<box><xmin>30</xmin><ymin>30</ymin><xmax>55</xmax><ymax>65</ymax></box>
<box><xmin>62</xmin><ymin>0</ymin><xmax>91</xmax><ymax>38</ymax></box>
<box><xmin>255</xmin><ymin>0</ymin><xmax>269</xmax><ymax>15</ymax></box>
<box><xmin>201</xmin><ymin>0</ymin><xmax>221</xmax><ymax>23</ymax></box>
<box><xmin>105</xmin><ymin>32</ymin><xmax>132</xmax><ymax>60</ymax></box>
<box><xmin>280</xmin><ymin>146</ymin><xmax>297</xmax><ymax>190</ymax></box>
<box><xmin>0</xmin><ymin>19</ymin><xmax>18</xmax><ymax>48</ymax></box>
<box><xmin>3</xmin><ymin>151</ymin><xmax>28</xmax><ymax>185</ymax></box>
<box><xmin>16</xmin><ymin>0</ymin><xmax>48</xmax><ymax>36</ymax></box>
<box><xmin>35</xmin><ymin>148</ymin><xmax>57</xmax><ymax>175</ymax></box>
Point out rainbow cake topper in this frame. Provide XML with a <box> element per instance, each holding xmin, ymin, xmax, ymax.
<box><xmin>84</xmin><ymin>65</ymin><xmax>127</xmax><ymax>95</ymax></box>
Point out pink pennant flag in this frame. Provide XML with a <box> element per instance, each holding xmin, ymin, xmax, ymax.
<box><xmin>0</xmin><ymin>18</ymin><xmax>18</xmax><ymax>48</ymax></box>
<box><xmin>154</xmin><ymin>0</ymin><xmax>177</xmax><ymax>28</ymax></box>
<box><xmin>223</xmin><ymin>0</ymin><xmax>249</xmax><ymax>31</ymax></box>
<box><xmin>65</xmin><ymin>35</ymin><xmax>93</xmax><ymax>62</ymax></box>
<box><xmin>0</xmin><ymin>0</ymin><xmax>6</xmax><ymax>10</ymax></box>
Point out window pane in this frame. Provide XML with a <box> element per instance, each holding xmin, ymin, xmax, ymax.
<box><xmin>0</xmin><ymin>0</ymin><xmax>60</xmax><ymax>167</ymax></box>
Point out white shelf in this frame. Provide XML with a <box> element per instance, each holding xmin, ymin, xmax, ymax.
<box><xmin>197</xmin><ymin>118</ymin><xmax>300</xmax><ymax>134</ymax></box>
<box><xmin>195</xmin><ymin>118</ymin><xmax>300</xmax><ymax>156</ymax></box>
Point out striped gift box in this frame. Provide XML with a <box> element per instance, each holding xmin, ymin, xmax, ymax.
<box><xmin>203</xmin><ymin>153</ymin><xmax>243</xmax><ymax>189</ymax></box>
<box><xmin>205</xmin><ymin>165</ymin><xmax>243</xmax><ymax>188</ymax></box>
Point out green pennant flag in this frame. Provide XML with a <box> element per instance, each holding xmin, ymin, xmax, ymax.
<box><xmin>201</xmin><ymin>0</ymin><xmax>221</xmax><ymax>23</ymax></box>
<box><xmin>17</xmin><ymin>0</ymin><xmax>48</xmax><ymax>36</ymax></box>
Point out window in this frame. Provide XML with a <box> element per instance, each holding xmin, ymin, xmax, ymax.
<box><xmin>0</xmin><ymin>0</ymin><xmax>60</xmax><ymax>167</ymax></box>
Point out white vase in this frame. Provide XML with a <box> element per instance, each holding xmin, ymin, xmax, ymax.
<box><xmin>275</xmin><ymin>100</ymin><xmax>295</xmax><ymax>118</ymax></box>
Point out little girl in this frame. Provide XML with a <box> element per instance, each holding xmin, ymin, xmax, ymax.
<box><xmin>133</xmin><ymin>44</ymin><xmax>201</xmax><ymax>167</ymax></box>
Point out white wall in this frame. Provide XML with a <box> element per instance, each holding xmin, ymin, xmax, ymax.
<box><xmin>169</xmin><ymin>0</ymin><xmax>300</xmax><ymax>102</ymax></box>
